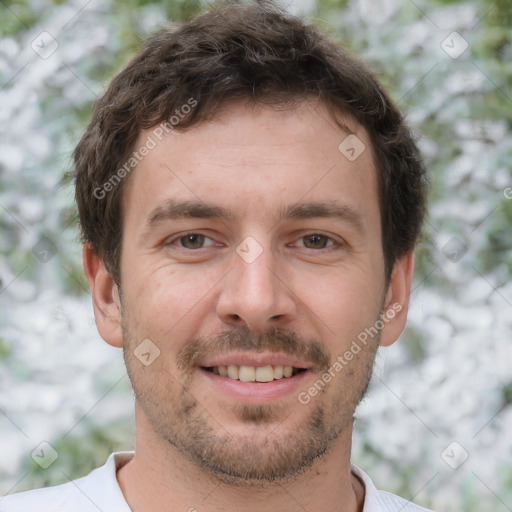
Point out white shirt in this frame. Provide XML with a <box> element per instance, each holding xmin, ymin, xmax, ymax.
<box><xmin>0</xmin><ymin>452</ymin><xmax>433</xmax><ymax>511</ymax></box>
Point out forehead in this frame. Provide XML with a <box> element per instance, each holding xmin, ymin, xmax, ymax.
<box><xmin>121</xmin><ymin>99</ymin><xmax>379</xmax><ymax>232</ymax></box>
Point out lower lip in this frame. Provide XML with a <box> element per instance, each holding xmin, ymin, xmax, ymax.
<box><xmin>197</xmin><ymin>367</ymin><xmax>310</xmax><ymax>403</ymax></box>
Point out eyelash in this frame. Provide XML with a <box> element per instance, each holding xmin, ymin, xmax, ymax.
<box><xmin>167</xmin><ymin>233</ymin><xmax>217</xmax><ymax>250</ymax></box>
<box><xmin>166</xmin><ymin>232</ymin><xmax>342</xmax><ymax>251</ymax></box>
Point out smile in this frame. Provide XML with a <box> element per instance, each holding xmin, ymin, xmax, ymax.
<box><xmin>197</xmin><ymin>353</ymin><xmax>312</xmax><ymax>401</ymax></box>
<box><xmin>203</xmin><ymin>365</ymin><xmax>306</xmax><ymax>382</ymax></box>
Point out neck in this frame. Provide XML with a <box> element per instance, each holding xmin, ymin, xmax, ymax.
<box><xmin>117</xmin><ymin>408</ymin><xmax>364</xmax><ymax>512</ymax></box>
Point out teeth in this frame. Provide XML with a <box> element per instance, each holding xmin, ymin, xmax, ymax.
<box><xmin>239</xmin><ymin>365</ymin><xmax>256</xmax><ymax>382</ymax></box>
<box><xmin>209</xmin><ymin>364</ymin><xmax>299</xmax><ymax>382</ymax></box>
<box><xmin>255</xmin><ymin>366</ymin><xmax>274</xmax><ymax>382</ymax></box>
<box><xmin>227</xmin><ymin>365</ymin><xmax>239</xmax><ymax>379</ymax></box>
<box><xmin>273</xmin><ymin>365</ymin><xmax>284</xmax><ymax>379</ymax></box>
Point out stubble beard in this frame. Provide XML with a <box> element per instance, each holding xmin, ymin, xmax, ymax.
<box><xmin>122</xmin><ymin>321</ymin><xmax>379</xmax><ymax>486</ymax></box>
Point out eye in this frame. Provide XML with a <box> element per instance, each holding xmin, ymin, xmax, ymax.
<box><xmin>297</xmin><ymin>234</ymin><xmax>335</xmax><ymax>249</ymax></box>
<box><xmin>169</xmin><ymin>233</ymin><xmax>215</xmax><ymax>249</ymax></box>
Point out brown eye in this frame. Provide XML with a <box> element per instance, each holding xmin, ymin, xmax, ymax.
<box><xmin>179</xmin><ymin>234</ymin><xmax>206</xmax><ymax>249</ymax></box>
<box><xmin>302</xmin><ymin>234</ymin><xmax>330</xmax><ymax>249</ymax></box>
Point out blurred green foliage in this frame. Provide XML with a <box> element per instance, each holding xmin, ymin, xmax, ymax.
<box><xmin>24</xmin><ymin>420</ymin><xmax>133</xmax><ymax>489</ymax></box>
<box><xmin>1</xmin><ymin>1</ymin><xmax>511</xmax><ymax>510</ymax></box>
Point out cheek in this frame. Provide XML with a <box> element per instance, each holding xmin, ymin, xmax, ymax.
<box><xmin>126</xmin><ymin>266</ymin><xmax>218</xmax><ymax>339</ymax></box>
<box><xmin>299</xmin><ymin>267</ymin><xmax>383</xmax><ymax>342</ymax></box>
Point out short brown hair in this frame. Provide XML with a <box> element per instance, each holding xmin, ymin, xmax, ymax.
<box><xmin>74</xmin><ymin>1</ymin><xmax>428</xmax><ymax>285</ymax></box>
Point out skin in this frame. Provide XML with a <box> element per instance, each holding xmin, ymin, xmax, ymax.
<box><xmin>84</xmin><ymin>99</ymin><xmax>414</xmax><ymax>512</ymax></box>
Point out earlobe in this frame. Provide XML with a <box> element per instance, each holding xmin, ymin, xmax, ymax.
<box><xmin>379</xmin><ymin>252</ymin><xmax>415</xmax><ymax>347</ymax></box>
<box><xmin>82</xmin><ymin>244</ymin><xmax>124</xmax><ymax>348</ymax></box>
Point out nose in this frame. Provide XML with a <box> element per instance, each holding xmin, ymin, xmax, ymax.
<box><xmin>215</xmin><ymin>242</ymin><xmax>297</xmax><ymax>331</ymax></box>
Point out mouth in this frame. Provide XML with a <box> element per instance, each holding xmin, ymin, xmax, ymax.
<box><xmin>196</xmin><ymin>353</ymin><xmax>312</xmax><ymax>403</ymax></box>
<box><xmin>202</xmin><ymin>364</ymin><xmax>307</xmax><ymax>382</ymax></box>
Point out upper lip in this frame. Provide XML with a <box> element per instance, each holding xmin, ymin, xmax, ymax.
<box><xmin>199</xmin><ymin>352</ymin><xmax>312</xmax><ymax>369</ymax></box>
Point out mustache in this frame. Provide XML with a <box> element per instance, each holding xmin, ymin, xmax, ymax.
<box><xmin>177</xmin><ymin>326</ymin><xmax>331</xmax><ymax>371</ymax></box>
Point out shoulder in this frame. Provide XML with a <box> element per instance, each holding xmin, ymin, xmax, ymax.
<box><xmin>373</xmin><ymin>490</ymin><xmax>434</xmax><ymax>512</ymax></box>
<box><xmin>0</xmin><ymin>452</ymin><xmax>133</xmax><ymax>512</ymax></box>
<box><xmin>351</xmin><ymin>464</ymin><xmax>435</xmax><ymax>512</ymax></box>
<box><xmin>0</xmin><ymin>480</ymin><xmax>83</xmax><ymax>512</ymax></box>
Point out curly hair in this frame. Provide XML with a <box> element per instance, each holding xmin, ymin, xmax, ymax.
<box><xmin>74</xmin><ymin>0</ymin><xmax>428</xmax><ymax>285</ymax></box>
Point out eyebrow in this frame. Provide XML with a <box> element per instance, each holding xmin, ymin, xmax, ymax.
<box><xmin>278</xmin><ymin>201</ymin><xmax>366</xmax><ymax>234</ymax></box>
<box><xmin>146</xmin><ymin>199</ymin><xmax>366</xmax><ymax>234</ymax></box>
<box><xmin>147</xmin><ymin>199</ymin><xmax>235</xmax><ymax>225</ymax></box>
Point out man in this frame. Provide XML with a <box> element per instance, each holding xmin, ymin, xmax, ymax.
<box><xmin>1</xmin><ymin>1</ymin><xmax>432</xmax><ymax>511</ymax></box>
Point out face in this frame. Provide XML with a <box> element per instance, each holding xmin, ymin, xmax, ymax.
<box><xmin>90</xmin><ymin>100</ymin><xmax>410</xmax><ymax>484</ymax></box>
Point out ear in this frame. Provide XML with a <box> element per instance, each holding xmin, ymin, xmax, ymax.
<box><xmin>82</xmin><ymin>244</ymin><xmax>123</xmax><ymax>348</ymax></box>
<box><xmin>379</xmin><ymin>251</ymin><xmax>415</xmax><ymax>347</ymax></box>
